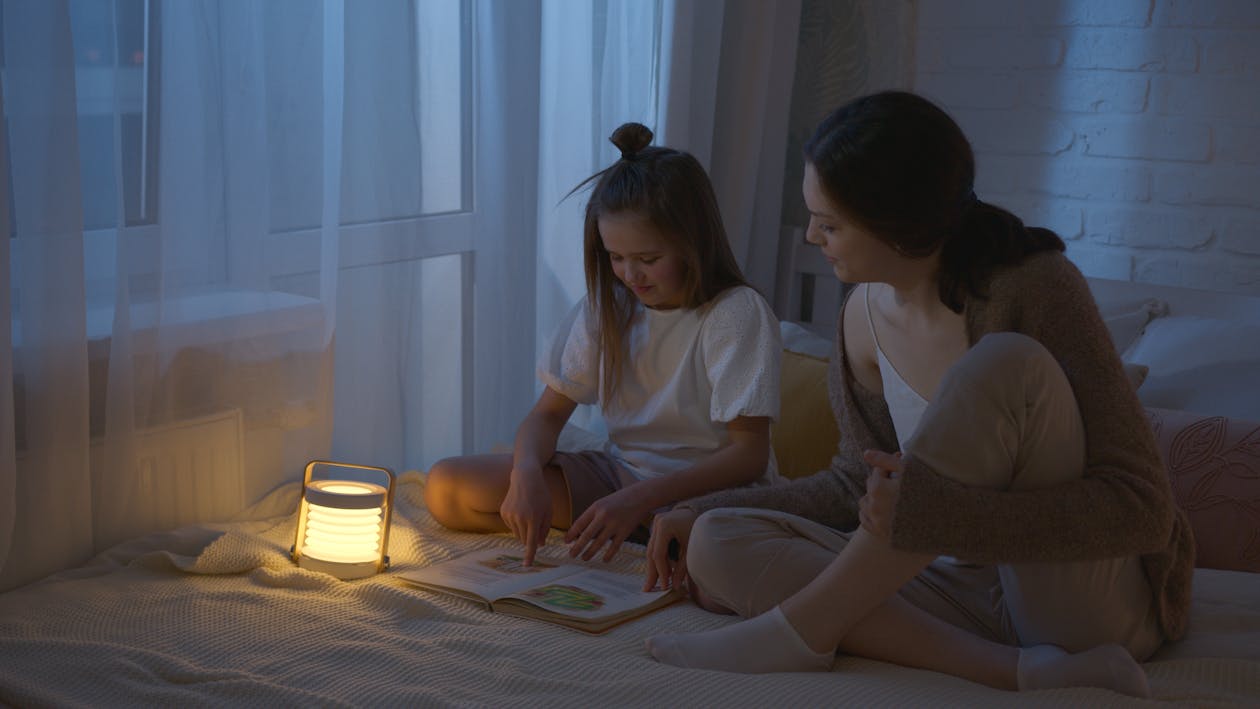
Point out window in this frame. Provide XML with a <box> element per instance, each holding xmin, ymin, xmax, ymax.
<box><xmin>68</xmin><ymin>0</ymin><xmax>160</xmax><ymax>230</ymax></box>
<box><xmin>265</xmin><ymin>1</ymin><xmax>472</xmax><ymax>235</ymax></box>
<box><xmin>338</xmin><ymin>0</ymin><xmax>471</xmax><ymax>227</ymax></box>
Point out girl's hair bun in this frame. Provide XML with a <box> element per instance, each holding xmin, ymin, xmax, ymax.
<box><xmin>609</xmin><ymin>122</ymin><xmax>653</xmax><ymax>160</ymax></box>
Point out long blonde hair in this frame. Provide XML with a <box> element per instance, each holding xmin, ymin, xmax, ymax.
<box><xmin>575</xmin><ymin>122</ymin><xmax>748</xmax><ymax>402</ymax></box>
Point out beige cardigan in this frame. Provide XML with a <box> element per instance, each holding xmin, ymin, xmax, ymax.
<box><xmin>682</xmin><ymin>251</ymin><xmax>1194</xmax><ymax>641</ymax></box>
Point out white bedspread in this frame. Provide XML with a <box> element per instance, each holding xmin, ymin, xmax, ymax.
<box><xmin>1</xmin><ymin>472</ymin><xmax>1257</xmax><ymax>708</ymax></box>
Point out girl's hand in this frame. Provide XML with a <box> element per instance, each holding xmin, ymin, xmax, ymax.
<box><xmin>564</xmin><ymin>486</ymin><xmax>649</xmax><ymax>563</ymax></box>
<box><xmin>860</xmin><ymin>449</ymin><xmax>904</xmax><ymax>540</ymax></box>
<box><xmin>500</xmin><ymin>468</ymin><xmax>553</xmax><ymax>566</ymax></box>
<box><xmin>644</xmin><ymin>507</ymin><xmax>697</xmax><ymax>592</ymax></box>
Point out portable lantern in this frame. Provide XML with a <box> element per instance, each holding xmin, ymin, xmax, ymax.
<box><xmin>291</xmin><ymin>460</ymin><xmax>395</xmax><ymax>580</ymax></box>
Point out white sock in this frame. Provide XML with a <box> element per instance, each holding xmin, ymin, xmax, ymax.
<box><xmin>645</xmin><ymin>605</ymin><xmax>833</xmax><ymax>673</ymax></box>
<box><xmin>1017</xmin><ymin>644</ymin><xmax>1150</xmax><ymax>698</ymax></box>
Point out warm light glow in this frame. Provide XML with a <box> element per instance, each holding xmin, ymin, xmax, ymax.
<box><xmin>292</xmin><ymin>461</ymin><xmax>396</xmax><ymax>580</ymax></box>
<box><xmin>300</xmin><ymin>480</ymin><xmax>387</xmax><ymax>564</ymax></box>
<box><xmin>303</xmin><ymin>505</ymin><xmax>383</xmax><ymax>563</ymax></box>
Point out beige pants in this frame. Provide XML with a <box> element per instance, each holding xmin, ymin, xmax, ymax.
<box><xmin>688</xmin><ymin>333</ymin><xmax>1164</xmax><ymax>659</ymax></box>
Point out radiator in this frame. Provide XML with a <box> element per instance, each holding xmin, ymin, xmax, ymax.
<box><xmin>91</xmin><ymin>409</ymin><xmax>246</xmax><ymax>535</ymax></box>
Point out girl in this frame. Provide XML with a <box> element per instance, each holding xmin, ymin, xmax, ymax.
<box><xmin>643</xmin><ymin>92</ymin><xmax>1192</xmax><ymax>698</ymax></box>
<box><xmin>424</xmin><ymin>122</ymin><xmax>783</xmax><ymax>574</ymax></box>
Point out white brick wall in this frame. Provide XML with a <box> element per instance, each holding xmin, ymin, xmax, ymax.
<box><xmin>913</xmin><ymin>0</ymin><xmax>1260</xmax><ymax>295</ymax></box>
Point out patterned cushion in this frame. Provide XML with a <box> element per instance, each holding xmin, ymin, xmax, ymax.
<box><xmin>1146</xmin><ymin>407</ymin><xmax>1260</xmax><ymax>573</ymax></box>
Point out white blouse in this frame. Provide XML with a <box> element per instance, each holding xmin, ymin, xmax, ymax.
<box><xmin>538</xmin><ymin>285</ymin><xmax>782</xmax><ymax>483</ymax></box>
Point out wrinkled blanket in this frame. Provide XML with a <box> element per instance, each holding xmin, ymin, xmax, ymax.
<box><xmin>1</xmin><ymin>472</ymin><xmax>1258</xmax><ymax>708</ymax></box>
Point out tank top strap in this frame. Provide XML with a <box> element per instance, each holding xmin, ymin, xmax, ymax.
<box><xmin>864</xmin><ymin>283</ymin><xmax>879</xmax><ymax>347</ymax></box>
<box><xmin>865</xmin><ymin>283</ymin><xmax>929</xmax><ymax>447</ymax></box>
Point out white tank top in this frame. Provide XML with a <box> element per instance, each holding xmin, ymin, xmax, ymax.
<box><xmin>865</xmin><ymin>285</ymin><xmax>929</xmax><ymax>449</ymax></box>
<box><xmin>866</xmin><ymin>287</ymin><xmax>970</xmax><ymax>566</ymax></box>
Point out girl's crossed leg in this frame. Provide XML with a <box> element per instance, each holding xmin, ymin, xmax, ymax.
<box><xmin>423</xmin><ymin>453</ymin><xmax>572</xmax><ymax>534</ymax></box>
<box><xmin>424</xmin><ymin>449</ymin><xmax>640</xmax><ymax>555</ymax></box>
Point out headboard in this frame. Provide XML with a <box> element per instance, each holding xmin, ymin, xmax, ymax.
<box><xmin>773</xmin><ymin>226</ymin><xmax>849</xmax><ymax>337</ymax></box>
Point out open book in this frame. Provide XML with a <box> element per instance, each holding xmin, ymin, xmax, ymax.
<box><xmin>399</xmin><ymin>548</ymin><xmax>684</xmax><ymax>634</ymax></box>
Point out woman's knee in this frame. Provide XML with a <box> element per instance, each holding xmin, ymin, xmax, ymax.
<box><xmin>908</xmin><ymin>331</ymin><xmax>1083</xmax><ymax>490</ymax></box>
<box><xmin>961</xmin><ymin>332</ymin><xmax>1057</xmax><ymax>387</ymax></box>
<box><xmin>924</xmin><ymin>332</ymin><xmax>1055</xmax><ymax>428</ymax></box>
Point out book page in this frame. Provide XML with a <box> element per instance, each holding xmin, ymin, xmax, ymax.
<box><xmin>500</xmin><ymin>567</ymin><xmax>672</xmax><ymax>621</ymax></box>
<box><xmin>400</xmin><ymin>548</ymin><xmax>577</xmax><ymax>600</ymax></box>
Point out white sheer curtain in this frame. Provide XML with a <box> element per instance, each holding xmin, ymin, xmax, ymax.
<box><xmin>1</xmin><ymin>0</ymin><xmax>339</xmax><ymax>590</ymax></box>
<box><xmin>328</xmin><ymin>0</ymin><xmax>541</xmax><ymax>468</ymax></box>
<box><xmin>4</xmin><ymin>0</ymin><xmax>99</xmax><ymax>589</ymax></box>
<box><xmin>1</xmin><ymin>0</ymin><xmax>800</xmax><ymax>591</ymax></box>
<box><xmin>658</xmin><ymin>0</ymin><xmax>802</xmax><ymax>296</ymax></box>
<box><xmin>535</xmin><ymin>0</ymin><xmax>660</xmax><ymax>400</ymax></box>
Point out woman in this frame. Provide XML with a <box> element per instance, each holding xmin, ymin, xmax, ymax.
<box><xmin>642</xmin><ymin>91</ymin><xmax>1193</xmax><ymax>697</ymax></box>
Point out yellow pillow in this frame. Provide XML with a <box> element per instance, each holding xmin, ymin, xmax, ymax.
<box><xmin>773</xmin><ymin>350</ymin><xmax>839</xmax><ymax>478</ymax></box>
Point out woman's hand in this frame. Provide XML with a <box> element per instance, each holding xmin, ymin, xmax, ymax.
<box><xmin>860</xmin><ymin>449</ymin><xmax>904</xmax><ymax>540</ymax></box>
<box><xmin>644</xmin><ymin>507</ymin><xmax>697</xmax><ymax>592</ymax></box>
<box><xmin>500</xmin><ymin>467</ymin><xmax>553</xmax><ymax>565</ymax></box>
<box><xmin>564</xmin><ymin>486</ymin><xmax>650</xmax><ymax>563</ymax></box>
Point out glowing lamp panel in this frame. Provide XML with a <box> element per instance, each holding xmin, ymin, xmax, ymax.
<box><xmin>298</xmin><ymin>480</ymin><xmax>388</xmax><ymax>578</ymax></box>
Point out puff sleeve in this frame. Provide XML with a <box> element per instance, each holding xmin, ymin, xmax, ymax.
<box><xmin>536</xmin><ymin>298</ymin><xmax>600</xmax><ymax>405</ymax></box>
<box><xmin>701</xmin><ymin>287</ymin><xmax>782</xmax><ymax>423</ymax></box>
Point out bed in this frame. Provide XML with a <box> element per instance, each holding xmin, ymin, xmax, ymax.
<box><xmin>2</xmin><ymin>275</ymin><xmax>1259</xmax><ymax>708</ymax></box>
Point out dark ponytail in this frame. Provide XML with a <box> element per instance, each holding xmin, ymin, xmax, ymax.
<box><xmin>804</xmin><ymin>91</ymin><xmax>1064</xmax><ymax>312</ymax></box>
<box><xmin>938</xmin><ymin>202</ymin><xmax>1064</xmax><ymax>312</ymax></box>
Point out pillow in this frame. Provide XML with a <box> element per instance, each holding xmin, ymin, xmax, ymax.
<box><xmin>1124</xmin><ymin>316</ymin><xmax>1260</xmax><ymax>421</ymax></box>
<box><xmin>773</xmin><ymin>349</ymin><xmax>838</xmax><ymax>479</ymax></box>
<box><xmin>1146</xmin><ymin>407</ymin><xmax>1260</xmax><ymax>573</ymax></box>
<box><xmin>1100</xmin><ymin>297</ymin><xmax>1168</xmax><ymax>353</ymax></box>
<box><xmin>1123</xmin><ymin>362</ymin><xmax>1149</xmax><ymax>391</ymax></box>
